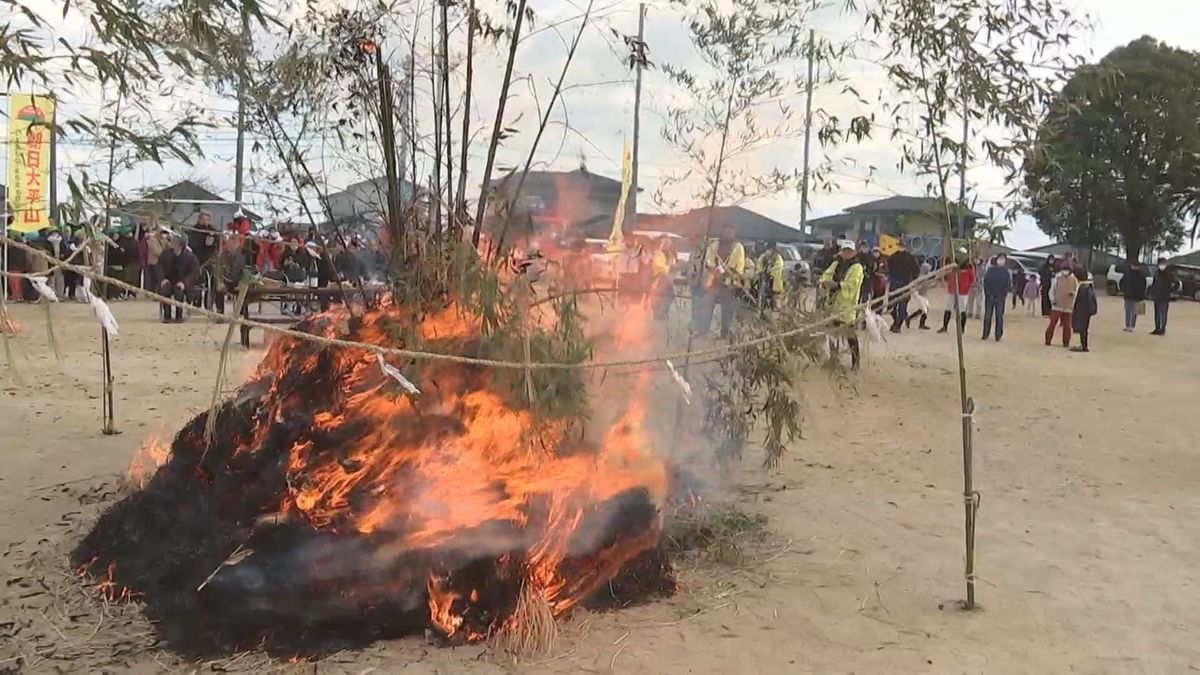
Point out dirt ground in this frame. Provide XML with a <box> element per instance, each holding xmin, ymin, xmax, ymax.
<box><xmin>2</xmin><ymin>291</ymin><xmax>1198</xmax><ymax>674</ymax></box>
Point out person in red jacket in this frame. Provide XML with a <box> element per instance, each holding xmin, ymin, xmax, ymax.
<box><xmin>938</xmin><ymin>256</ymin><xmax>976</xmax><ymax>334</ymax></box>
<box><xmin>255</xmin><ymin>231</ymin><xmax>284</xmax><ymax>272</ymax></box>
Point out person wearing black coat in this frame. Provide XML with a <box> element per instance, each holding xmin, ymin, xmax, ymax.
<box><xmin>186</xmin><ymin>211</ymin><xmax>219</xmax><ymax>266</ymax></box>
<box><xmin>1148</xmin><ymin>259</ymin><xmax>1179</xmax><ymax>336</ymax></box>
<box><xmin>1070</xmin><ymin>269</ymin><xmax>1098</xmax><ymax>352</ymax></box>
<box><xmin>1011</xmin><ymin>267</ymin><xmax>1026</xmax><ymax>309</ymax></box>
<box><xmin>1118</xmin><ymin>261</ymin><xmax>1148</xmax><ymax>331</ymax></box>
<box><xmin>886</xmin><ymin>245</ymin><xmax>920</xmax><ymax>332</ymax></box>
<box><xmin>856</xmin><ymin>244</ymin><xmax>878</xmax><ymax>304</ymax></box>
<box><xmin>156</xmin><ymin>235</ymin><xmax>200</xmax><ymax>322</ymax></box>
<box><xmin>1038</xmin><ymin>255</ymin><xmax>1057</xmax><ymax>317</ymax></box>
<box><xmin>981</xmin><ymin>255</ymin><xmax>1013</xmax><ymax>341</ymax></box>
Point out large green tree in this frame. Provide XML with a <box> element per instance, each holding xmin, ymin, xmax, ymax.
<box><xmin>1025</xmin><ymin>36</ymin><xmax>1200</xmax><ymax>262</ymax></box>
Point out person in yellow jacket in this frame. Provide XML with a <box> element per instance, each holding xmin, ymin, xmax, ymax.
<box><xmin>757</xmin><ymin>241</ymin><xmax>785</xmax><ymax>310</ymax></box>
<box><xmin>694</xmin><ymin>224</ymin><xmax>745</xmax><ymax>338</ymax></box>
<box><xmin>649</xmin><ymin>237</ymin><xmax>674</xmax><ymax>320</ymax></box>
<box><xmin>819</xmin><ymin>240</ymin><xmax>865</xmax><ymax>369</ymax></box>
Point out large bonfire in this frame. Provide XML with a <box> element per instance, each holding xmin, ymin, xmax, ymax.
<box><xmin>71</xmin><ymin>295</ymin><xmax>678</xmax><ymax>655</ymax></box>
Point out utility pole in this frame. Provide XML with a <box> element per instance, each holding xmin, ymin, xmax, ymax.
<box><xmin>799</xmin><ymin>29</ymin><xmax>815</xmax><ymax>235</ymax></box>
<box><xmin>627</xmin><ymin>2</ymin><xmax>646</xmax><ymax>228</ymax></box>
<box><xmin>233</xmin><ymin>3</ymin><xmax>249</xmax><ymax>206</ymax></box>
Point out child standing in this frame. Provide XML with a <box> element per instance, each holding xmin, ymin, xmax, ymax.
<box><xmin>1023</xmin><ymin>274</ymin><xmax>1040</xmax><ymax>316</ymax></box>
<box><xmin>1070</xmin><ymin>268</ymin><xmax>1098</xmax><ymax>352</ymax></box>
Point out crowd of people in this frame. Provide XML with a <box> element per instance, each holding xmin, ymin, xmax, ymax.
<box><xmin>7</xmin><ymin>211</ymin><xmax>1187</xmax><ymax>355</ymax></box>
<box><xmin>3</xmin><ymin>210</ymin><xmax>382</xmax><ymax>323</ymax></box>
<box><xmin>809</xmin><ymin>242</ymin><xmax>1183</xmax><ymax>358</ymax></box>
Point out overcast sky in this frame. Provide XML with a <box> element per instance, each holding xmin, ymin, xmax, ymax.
<box><xmin>10</xmin><ymin>0</ymin><xmax>1200</xmax><ymax>251</ymax></box>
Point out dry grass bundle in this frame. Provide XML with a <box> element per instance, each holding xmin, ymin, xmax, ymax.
<box><xmin>491</xmin><ymin>580</ymin><xmax>557</xmax><ymax>660</ymax></box>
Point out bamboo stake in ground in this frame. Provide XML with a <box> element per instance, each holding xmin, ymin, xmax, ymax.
<box><xmin>917</xmin><ymin>58</ymin><xmax>979</xmax><ymax>610</ymax></box>
<box><xmin>101</xmin><ymin>329</ymin><xmax>117</xmax><ymax>435</ymax></box>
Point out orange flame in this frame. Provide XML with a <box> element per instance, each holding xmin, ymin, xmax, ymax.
<box><xmin>233</xmin><ymin>303</ymin><xmax>669</xmax><ymax>638</ymax></box>
<box><xmin>125</xmin><ymin>434</ymin><xmax>170</xmax><ymax>490</ymax></box>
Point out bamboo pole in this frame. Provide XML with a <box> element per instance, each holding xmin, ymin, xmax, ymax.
<box><xmin>490</xmin><ymin>0</ymin><xmax>594</xmax><ymax>262</ymax></box>
<box><xmin>470</xmin><ymin>0</ymin><xmax>528</xmax><ymax>248</ymax></box>
<box><xmin>100</xmin><ymin>81</ymin><xmax>125</xmax><ymax>437</ymax></box>
<box><xmin>669</xmin><ymin>78</ymin><xmax>741</xmax><ymax>454</ymax></box>
<box><xmin>455</xmin><ymin>0</ymin><xmax>477</xmax><ymax>221</ymax></box>
<box><xmin>918</xmin><ymin>60</ymin><xmax>978</xmax><ymax>610</ymax></box>
<box><xmin>440</xmin><ymin>0</ymin><xmax>454</xmax><ymax>232</ymax></box>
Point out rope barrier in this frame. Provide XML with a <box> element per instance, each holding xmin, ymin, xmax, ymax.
<box><xmin>1</xmin><ymin>235</ymin><xmax>953</xmax><ymax>372</ymax></box>
<box><xmin>0</xmin><ymin>237</ymin><xmax>94</xmax><ymax>279</ymax></box>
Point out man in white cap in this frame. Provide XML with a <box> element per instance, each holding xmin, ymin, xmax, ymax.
<box><xmin>819</xmin><ymin>240</ymin><xmax>865</xmax><ymax>369</ymax></box>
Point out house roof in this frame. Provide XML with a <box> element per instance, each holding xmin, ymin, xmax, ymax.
<box><xmin>334</xmin><ymin>175</ymin><xmax>421</xmax><ymax>199</ymax></box>
<box><xmin>489</xmin><ymin>167</ymin><xmax>630</xmax><ymax>194</ymax></box>
<box><xmin>806</xmin><ymin>212</ymin><xmax>857</xmax><ymax>231</ymax></box>
<box><xmin>639</xmin><ymin>206</ymin><xmax>805</xmax><ymax>243</ymax></box>
<box><xmin>1025</xmin><ymin>243</ymin><xmax>1078</xmax><ymax>254</ymax></box>
<box><xmin>844</xmin><ymin>196</ymin><xmax>985</xmax><ymax>220</ymax></box>
<box><xmin>1026</xmin><ymin>242</ymin><xmax>1124</xmax><ymax>259</ymax></box>
<box><xmin>125</xmin><ymin>180</ymin><xmax>261</xmax><ymax>221</ymax></box>
<box><xmin>1168</xmin><ymin>249</ymin><xmax>1200</xmax><ymax>266</ymax></box>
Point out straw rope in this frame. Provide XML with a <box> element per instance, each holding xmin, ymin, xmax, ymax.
<box><xmin>1</xmin><ymin>235</ymin><xmax>952</xmax><ymax>371</ymax></box>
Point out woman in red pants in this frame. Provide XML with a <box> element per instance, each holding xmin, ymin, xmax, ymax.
<box><xmin>1045</xmin><ymin>262</ymin><xmax>1079</xmax><ymax>347</ymax></box>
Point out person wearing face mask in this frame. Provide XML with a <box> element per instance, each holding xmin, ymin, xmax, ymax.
<box><xmin>981</xmin><ymin>254</ymin><xmax>1012</xmax><ymax>342</ymax></box>
<box><xmin>820</xmin><ymin>240</ymin><xmax>865</xmax><ymax>370</ymax></box>
<box><xmin>1148</xmin><ymin>259</ymin><xmax>1180</xmax><ymax>336</ymax></box>
<box><xmin>1045</xmin><ymin>260</ymin><xmax>1078</xmax><ymax>347</ymax></box>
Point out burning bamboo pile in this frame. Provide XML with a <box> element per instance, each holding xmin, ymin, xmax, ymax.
<box><xmin>70</xmin><ymin>300</ymin><xmax>677</xmax><ymax>656</ymax></box>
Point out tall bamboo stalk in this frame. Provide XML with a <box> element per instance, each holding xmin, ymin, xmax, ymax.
<box><xmin>671</xmin><ymin>79</ymin><xmax>739</xmax><ymax>446</ymax></box>
<box><xmin>440</xmin><ymin>0</ymin><xmax>454</xmax><ymax>231</ymax></box>
<box><xmin>491</xmin><ymin>0</ymin><xmax>594</xmax><ymax>260</ymax></box>
<box><xmin>373</xmin><ymin>40</ymin><xmax>406</xmax><ymax>271</ymax></box>
<box><xmin>471</xmin><ymin>0</ymin><xmax>529</xmax><ymax>247</ymax></box>
<box><xmin>429</xmin><ymin>7</ymin><xmax>443</xmax><ymax>237</ymax></box>
<box><xmin>100</xmin><ymin>81</ymin><xmax>125</xmax><ymax>436</ymax></box>
<box><xmin>918</xmin><ymin>60</ymin><xmax>978</xmax><ymax>610</ymax></box>
<box><xmin>455</xmin><ymin>0</ymin><xmax>477</xmax><ymax>221</ymax></box>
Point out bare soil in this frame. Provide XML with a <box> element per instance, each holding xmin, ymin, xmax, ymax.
<box><xmin>2</xmin><ymin>292</ymin><xmax>1198</xmax><ymax>673</ymax></box>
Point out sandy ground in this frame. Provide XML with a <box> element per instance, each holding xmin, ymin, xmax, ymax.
<box><xmin>2</xmin><ymin>291</ymin><xmax>1199</xmax><ymax>674</ymax></box>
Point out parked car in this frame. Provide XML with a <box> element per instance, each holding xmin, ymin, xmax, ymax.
<box><xmin>1005</xmin><ymin>255</ymin><xmax>1040</xmax><ymax>279</ymax></box>
<box><xmin>776</xmin><ymin>243</ymin><xmax>812</xmax><ymax>286</ymax></box>
<box><xmin>1008</xmin><ymin>252</ymin><xmax>1049</xmax><ymax>274</ymax></box>
<box><xmin>1105</xmin><ymin>263</ymin><xmax>1154</xmax><ymax>297</ymax></box>
<box><xmin>1170</xmin><ymin>264</ymin><xmax>1200</xmax><ymax>300</ymax></box>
